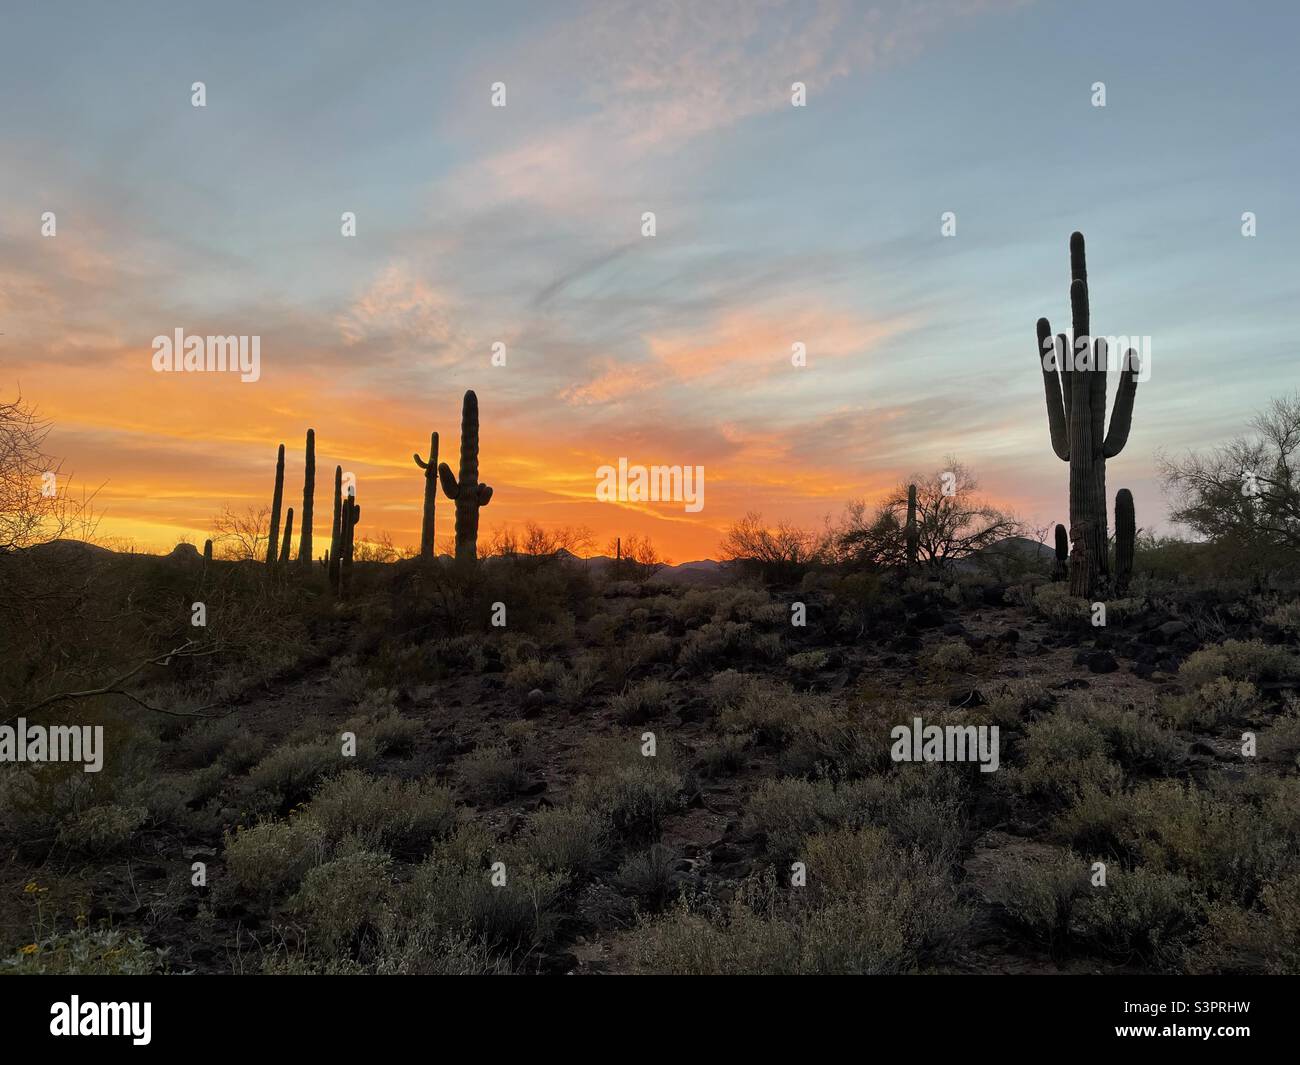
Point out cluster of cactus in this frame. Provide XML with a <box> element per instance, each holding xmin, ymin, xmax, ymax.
<box><xmin>1034</xmin><ymin>232</ymin><xmax>1141</xmax><ymax>598</ymax></box>
<box><xmin>249</xmin><ymin>389</ymin><xmax>492</xmax><ymax>580</ymax></box>
<box><xmin>265</xmin><ymin>429</ymin><xmax>319</xmax><ymax>568</ymax></box>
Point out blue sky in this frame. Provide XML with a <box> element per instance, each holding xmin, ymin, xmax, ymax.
<box><xmin>1</xmin><ymin>0</ymin><xmax>1297</xmax><ymax>556</ymax></box>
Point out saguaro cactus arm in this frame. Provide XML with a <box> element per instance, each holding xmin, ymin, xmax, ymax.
<box><xmin>438</xmin><ymin>463</ymin><xmax>459</xmax><ymax>499</ymax></box>
<box><xmin>477</xmin><ymin>484</ymin><xmax>493</xmax><ymax>506</ymax></box>
<box><xmin>1103</xmin><ymin>350</ymin><xmax>1140</xmax><ymax>458</ymax></box>
<box><xmin>1037</xmin><ymin>317</ymin><xmax>1070</xmax><ymax>461</ymax></box>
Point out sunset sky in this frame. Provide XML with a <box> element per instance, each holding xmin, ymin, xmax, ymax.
<box><xmin>2</xmin><ymin>0</ymin><xmax>1297</xmax><ymax>560</ymax></box>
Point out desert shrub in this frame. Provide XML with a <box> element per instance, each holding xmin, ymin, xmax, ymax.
<box><xmin>458</xmin><ymin>744</ymin><xmax>530</xmax><ymax>802</ymax></box>
<box><xmin>4</xmin><ymin>924</ymin><xmax>168</xmax><ymax>975</ymax></box>
<box><xmin>680</xmin><ymin>621</ymin><xmax>754</xmax><ymax>673</ymax></box>
<box><xmin>177</xmin><ymin>717</ymin><xmax>243</xmax><ymax>768</ymax></box>
<box><xmin>1054</xmin><ymin>779</ymin><xmax>1294</xmax><ymax>905</ymax></box>
<box><xmin>328</xmin><ymin>654</ymin><xmax>371</xmax><ymax>702</ymax></box>
<box><xmin>571</xmin><ymin>759</ymin><xmax>684</xmax><ymax>839</ymax></box>
<box><xmin>1077</xmin><ymin>866</ymin><xmax>1203</xmax><ymax>964</ymax></box>
<box><xmin>556</xmin><ymin>654</ymin><xmax>603</xmax><ymax>708</ymax></box>
<box><xmin>1009</xmin><ymin>714</ymin><xmax>1123</xmax><ymax>804</ymax></box>
<box><xmin>246</xmin><ymin>739</ymin><xmax>340</xmax><ymax>808</ymax></box>
<box><xmin>629</xmin><ymin>828</ymin><xmax>966</xmax><ymax>974</ymax></box>
<box><xmin>394</xmin><ymin>826</ymin><xmax>565</xmax><ymax>957</ymax></box>
<box><xmin>56</xmin><ymin>803</ymin><xmax>147</xmax><ymax>857</ymax></box>
<box><xmin>786</xmin><ymin>650</ymin><xmax>829</xmax><ymax>675</ymax></box>
<box><xmin>1032</xmin><ymin>583</ymin><xmax>1088</xmax><ymax>625</ymax></box>
<box><xmin>520</xmin><ymin>806</ymin><xmax>610</xmax><ymax>876</ymax></box>
<box><xmin>307</xmin><ymin>771</ymin><xmax>457</xmax><ymax>857</ymax></box>
<box><xmin>780</xmin><ymin>703</ymin><xmax>892</xmax><ymax>779</ymax></box>
<box><xmin>973</xmin><ymin>678</ymin><xmax>1054</xmax><ymax>728</ymax></box>
<box><xmin>1264</xmin><ymin>600</ymin><xmax>1300</xmax><ymax>636</ymax></box>
<box><xmin>610</xmin><ymin>677</ymin><xmax>673</xmax><ymax>724</ymax></box>
<box><xmin>987</xmin><ymin>850</ymin><xmax>1089</xmax><ymax>953</ymax></box>
<box><xmin>1178</xmin><ymin>639</ymin><xmax>1298</xmax><ymax>688</ymax></box>
<box><xmin>225</xmin><ymin>815</ymin><xmax>330</xmax><ymax>895</ymax></box>
<box><xmin>695</xmin><ymin>733</ymin><xmax>751</xmax><ymax>778</ymax></box>
<box><xmin>705</xmin><ymin>670</ymin><xmax>759</xmax><ymax>711</ymax></box>
<box><xmin>372</xmin><ymin>927</ymin><xmax>512</xmax><ymax>975</ymax></box>
<box><xmin>718</xmin><ymin>682</ymin><xmax>803</xmax><ymax>743</ymax></box>
<box><xmin>1161</xmin><ymin>677</ymin><xmax>1261</xmax><ymax>730</ymax></box>
<box><xmin>1262</xmin><ymin>697</ymin><xmax>1300</xmax><ymax>764</ymax></box>
<box><xmin>290</xmin><ymin>845</ymin><xmax>392</xmax><ymax>957</ymax></box>
<box><xmin>924</xmin><ymin>641</ymin><xmax>975</xmax><ymax>673</ymax></box>
<box><xmin>505</xmin><ymin>658</ymin><xmax>563</xmax><ymax>692</ymax></box>
<box><xmin>614</xmin><ymin>844</ymin><xmax>680</xmax><ymax>911</ymax></box>
<box><xmin>743</xmin><ymin>777</ymin><xmax>863</xmax><ymax>857</ymax></box>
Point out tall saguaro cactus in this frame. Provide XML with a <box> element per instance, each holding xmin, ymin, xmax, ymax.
<box><xmin>1035</xmin><ymin>232</ymin><xmax>1140</xmax><ymax>598</ymax></box>
<box><xmin>905</xmin><ymin>484</ymin><xmax>919</xmax><ymax>568</ymax></box>
<box><xmin>438</xmin><ymin>390</ymin><xmax>493</xmax><ymax>560</ymax></box>
<box><xmin>413</xmin><ymin>431</ymin><xmax>439</xmax><ymax>559</ymax></box>
<box><xmin>298</xmin><ymin>428</ymin><xmax>315</xmax><ymax>565</ymax></box>
<box><xmin>266</xmin><ymin>444</ymin><xmax>285</xmax><ymax>565</ymax></box>
<box><xmin>329</xmin><ymin>466</ymin><xmax>343</xmax><ymax>588</ymax></box>
<box><xmin>1115</xmin><ymin>489</ymin><xmax>1135</xmax><ymax>594</ymax></box>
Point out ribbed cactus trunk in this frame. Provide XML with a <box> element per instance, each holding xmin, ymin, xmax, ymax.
<box><xmin>298</xmin><ymin>428</ymin><xmax>315</xmax><ymax>566</ymax></box>
<box><xmin>266</xmin><ymin>443</ymin><xmax>285</xmax><ymax>565</ymax></box>
<box><xmin>905</xmin><ymin>484</ymin><xmax>919</xmax><ymax>568</ymax></box>
<box><xmin>1052</xmin><ymin>523</ymin><xmax>1068</xmax><ymax>581</ymax></box>
<box><xmin>438</xmin><ymin>390</ymin><xmax>493</xmax><ymax>561</ymax></box>
<box><xmin>1035</xmin><ymin>232</ymin><xmax>1140</xmax><ymax>599</ymax></box>
<box><xmin>340</xmin><ymin>499</ymin><xmax>359</xmax><ymax>595</ymax></box>
<box><xmin>1115</xmin><ymin>489</ymin><xmax>1135</xmax><ymax>594</ymax></box>
<box><xmin>279</xmin><ymin>507</ymin><xmax>294</xmax><ymax>564</ymax></box>
<box><xmin>329</xmin><ymin>466</ymin><xmax>343</xmax><ymax>590</ymax></box>
<box><xmin>413</xmin><ymin>432</ymin><xmax>439</xmax><ymax>559</ymax></box>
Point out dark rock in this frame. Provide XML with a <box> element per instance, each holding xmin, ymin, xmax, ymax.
<box><xmin>1088</xmin><ymin>651</ymin><xmax>1119</xmax><ymax>674</ymax></box>
<box><xmin>1159</xmin><ymin>620</ymin><xmax>1190</xmax><ymax>638</ymax></box>
<box><xmin>982</xmin><ymin>585</ymin><xmax>1008</xmax><ymax>607</ymax></box>
<box><xmin>948</xmin><ymin>688</ymin><xmax>986</xmax><ymax>708</ymax></box>
<box><xmin>997</xmin><ymin>628</ymin><xmax>1020</xmax><ymax>645</ymax></box>
<box><xmin>942</xmin><ymin>622</ymin><xmax>967</xmax><ymax>637</ymax></box>
<box><xmin>1132</xmin><ymin>662</ymin><xmax>1157</xmax><ymax>679</ymax></box>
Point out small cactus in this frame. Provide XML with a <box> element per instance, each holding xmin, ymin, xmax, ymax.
<box><xmin>1115</xmin><ymin>489</ymin><xmax>1135</xmax><ymax>594</ymax></box>
<box><xmin>203</xmin><ymin>538</ymin><xmax>213</xmax><ymax>564</ymax></box>
<box><xmin>1053</xmin><ymin>523</ymin><xmax>1068</xmax><ymax>581</ymax></box>
<box><xmin>279</xmin><ymin>507</ymin><xmax>294</xmax><ymax>564</ymax></box>
<box><xmin>905</xmin><ymin>484</ymin><xmax>919</xmax><ymax>568</ymax></box>
<box><xmin>298</xmin><ymin>428</ymin><xmax>315</xmax><ymax>566</ymax></box>
<box><xmin>438</xmin><ymin>390</ymin><xmax>493</xmax><ymax>560</ymax></box>
<box><xmin>413</xmin><ymin>431</ymin><xmax>439</xmax><ymax>559</ymax></box>
<box><xmin>266</xmin><ymin>443</ymin><xmax>285</xmax><ymax>565</ymax></box>
<box><xmin>339</xmin><ymin>499</ymin><xmax>360</xmax><ymax>595</ymax></box>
